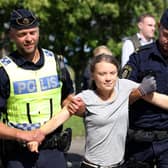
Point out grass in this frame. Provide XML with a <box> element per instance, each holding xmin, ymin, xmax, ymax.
<box><xmin>63</xmin><ymin>115</ymin><xmax>85</xmax><ymax>137</ymax></box>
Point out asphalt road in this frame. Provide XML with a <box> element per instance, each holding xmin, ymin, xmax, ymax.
<box><xmin>66</xmin><ymin>136</ymin><xmax>85</xmax><ymax>168</ymax></box>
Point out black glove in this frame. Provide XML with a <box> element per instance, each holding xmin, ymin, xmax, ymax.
<box><xmin>138</xmin><ymin>75</ymin><xmax>156</xmax><ymax>96</ymax></box>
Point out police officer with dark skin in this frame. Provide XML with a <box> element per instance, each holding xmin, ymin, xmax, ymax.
<box><xmin>121</xmin><ymin>8</ymin><xmax>168</xmax><ymax>168</ymax></box>
<box><xmin>0</xmin><ymin>8</ymin><xmax>74</xmax><ymax>168</ymax></box>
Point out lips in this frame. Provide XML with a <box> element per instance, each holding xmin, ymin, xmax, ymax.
<box><xmin>104</xmin><ymin>83</ymin><xmax>113</xmax><ymax>87</ymax></box>
<box><xmin>24</xmin><ymin>44</ymin><xmax>34</xmax><ymax>49</ymax></box>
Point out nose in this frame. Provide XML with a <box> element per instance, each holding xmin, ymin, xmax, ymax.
<box><xmin>105</xmin><ymin>74</ymin><xmax>112</xmax><ymax>81</ymax></box>
<box><xmin>25</xmin><ymin>34</ymin><xmax>33</xmax><ymax>42</ymax></box>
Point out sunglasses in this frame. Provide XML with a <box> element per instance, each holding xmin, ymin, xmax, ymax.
<box><xmin>13</xmin><ymin>10</ymin><xmax>36</xmax><ymax>26</ymax></box>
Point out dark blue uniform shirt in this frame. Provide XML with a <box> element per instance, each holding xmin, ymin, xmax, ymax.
<box><xmin>123</xmin><ymin>40</ymin><xmax>168</xmax><ymax>130</ymax></box>
<box><xmin>0</xmin><ymin>47</ymin><xmax>74</xmax><ymax>116</ymax></box>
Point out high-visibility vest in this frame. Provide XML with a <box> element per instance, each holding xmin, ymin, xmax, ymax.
<box><xmin>0</xmin><ymin>49</ymin><xmax>62</xmax><ymax>125</ymax></box>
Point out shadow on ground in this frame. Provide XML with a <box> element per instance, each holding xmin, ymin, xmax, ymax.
<box><xmin>66</xmin><ymin>136</ymin><xmax>85</xmax><ymax>168</ymax></box>
<box><xmin>66</xmin><ymin>153</ymin><xmax>84</xmax><ymax>168</ymax></box>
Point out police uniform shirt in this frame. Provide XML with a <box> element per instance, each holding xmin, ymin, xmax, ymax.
<box><xmin>0</xmin><ymin>47</ymin><xmax>74</xmax><ymax>115</ymax></box>
<box><xmin>122</xmin><ymin>40</ymin><xmax>168</xmax><ymax>130</ymax></box>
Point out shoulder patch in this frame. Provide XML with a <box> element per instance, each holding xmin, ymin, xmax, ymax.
<box><xmin>42</xmin><ymin>49</ymin><xmax>54</xmax><ymax>57</ymax></box>
<box><xmin>121</xmin><ymin>65</ymin><xmax>132</xmax><ymax>79</ymax></box>
<box><xmin>0</xmin><ymin>56</ymin><xmax>12</xmax><ymax>66</ymax></box>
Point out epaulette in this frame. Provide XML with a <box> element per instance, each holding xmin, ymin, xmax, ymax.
<box><xmin>42</xmin><ymin>49</ymin><xmax>54</xmax><ymax>57</ymax></box>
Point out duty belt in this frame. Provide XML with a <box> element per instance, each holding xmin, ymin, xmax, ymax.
<box><xmin>81</xmin><ymin>159</ymin><xmax>124</xmax><ymax>168</ymax></box>
<box><xmin>128</xmin><ymin>129</ymin><xmax>168</xmax><ymax>142</ymax></box>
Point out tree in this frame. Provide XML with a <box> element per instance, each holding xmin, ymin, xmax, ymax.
<box><xmin>0</xmin><ymin>0</ymin><xmax>165</xmax><ymax>91</ymax></box>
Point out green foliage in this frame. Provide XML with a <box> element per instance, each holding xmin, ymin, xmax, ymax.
<box><xmin>0</xmin><ymin>0</ymin><xmax>166</xmax><ymax>91</ymax></box>
<box><xmin>64</xmin><ymin>116</ymin><xmax>85</xmax><ymax>137</ymax></box>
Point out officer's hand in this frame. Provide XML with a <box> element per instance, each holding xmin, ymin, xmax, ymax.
<box><xmin>138</xmin><ymin>75</ymin><xmax>157</xmax><ymax>96</ymax></box>
<box><xmin>30</xmin><ymin>129</ymin><xmax>45</xmax><ymax>143</ymax></box>
<box><xmin>17</xmin><ymin>129</ymin><xmax>45</xmax><ymax>143</ymax></box>
<box><xmin>27</xmin><ymin>141</ymin><xmax>39</xmax><ymax>153</ymax></box>
<box><xmin>67</xmin><ymin>97</ymin><xmax>85</xmax><ymax>115</ymax></box>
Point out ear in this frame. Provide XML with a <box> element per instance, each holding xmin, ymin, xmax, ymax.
<box><xmin>138</xmin><ymin>22</ymin><xmax>142</xmax><ymax>30</ymax></box>
<box><xmin>9</xmin><ymin>30</ymin><xmax>14</xmax><ymax>41</ymax></box>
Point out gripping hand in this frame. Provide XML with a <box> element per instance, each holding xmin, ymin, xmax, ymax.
<box><xmin>138</xmin><ymin>76</ymin><xmax>157</xmax><ymax>96</ymax></box>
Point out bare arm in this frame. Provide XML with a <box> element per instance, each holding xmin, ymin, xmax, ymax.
<box><xmin>0</xmin><ymin>122</ymin><xmax>44</xmax><ymax>143</ymax></box>
<box><xmin>28</xmin><ymin>110</ymin><xmax>71</xmax><ymax>153</ymax></box>
<box><xmin>27</xmin><ymin>97</ymin><xmax>85</xmax><ymax>152</ymax></box>
<box><xmin>40</xmin><ymin>106</ymin><xmax>71</xmax><ymax>135</ymax></box>
<box><xmin>0</xmin><ymin>122</ymin><xmax>22</xmax><ymax>140</ymax></box>
<box><xmin>129</xmin><ymin>90</ymin><xmax>168</xmax><ymax>110</ymax></box>
<box><xmin>40</xmin><ymin>97</ymin><xmax>85</xmax><ymax>135</ymax></box>
<box><xmin>143</xmin><ymin>92</ymin><xmax>168</xmax><ymax>110</ymax></box>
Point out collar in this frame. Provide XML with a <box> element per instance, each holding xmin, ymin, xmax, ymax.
<box><xmin>136</xmin><ymin>33</ymin><xmax>153</xmax><ymax>44</ymax></box>
<box><xmin>9</xmin><ymin>47</ymin><xmax>44</xmax><ymax>69</ymax></box>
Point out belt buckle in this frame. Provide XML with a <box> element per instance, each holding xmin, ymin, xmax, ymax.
<box><xmin>82</xmin><ymin>160</ymin><xmax>99</xmax><ymax>168</ymax></box>
<box><xmin>83</xmin><ymin>159</ymin><xmax>123</xmax><ymax>168</ymax></box>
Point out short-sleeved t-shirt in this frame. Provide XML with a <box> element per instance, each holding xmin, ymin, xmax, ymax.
<box><xmin>76</xmin><ymin>78</ymin><xmax>139</xmax><ymax>166</ymax></box>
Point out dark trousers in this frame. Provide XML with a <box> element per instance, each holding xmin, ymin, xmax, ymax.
<box><xmin>3</xmin><ymin>147</ymin><xmax>66</xmax><ymax>168</ymax></box>
<box><xmin>125</xmin><ymin>138</ymin><xmax>168</xmax><ymax>168</ymax></box>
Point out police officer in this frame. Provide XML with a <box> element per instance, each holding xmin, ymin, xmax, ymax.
<box><xmin>121</xmin><ymin>8</ymin><xmax>168</xmax><ymax>168</ymax></box>
<box><xmin>0</xmin><ymin>8</ymin><xmax>74</xmax><ymax>168</ymax></box>
<box><xmin>121</xmin><ymin>14</ymin><xmax>156</xmax><ymax>68</ymax></box>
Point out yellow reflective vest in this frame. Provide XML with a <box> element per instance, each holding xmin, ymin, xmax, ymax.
<box><xmin>0</xmin><ymin>49</ymin><xmax>62</xmax><ymax>125</ymax></box>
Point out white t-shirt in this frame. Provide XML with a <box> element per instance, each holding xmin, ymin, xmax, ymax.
<box><xmin>76</xmin><ymin>78</ymin><xmax>139</xmax><ymax>166</ymax></box>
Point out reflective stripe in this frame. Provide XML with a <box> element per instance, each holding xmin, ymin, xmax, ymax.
<box><xmin>8</xmin><ymin>122</ymin><xmax>41</xmax><ymax>130</ymax></box>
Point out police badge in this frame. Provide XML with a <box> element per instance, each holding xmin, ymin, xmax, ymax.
<box><xmin>121</xmin><ymin>65</ymin><xmax>132</xmax><ymax>79</ymax></box>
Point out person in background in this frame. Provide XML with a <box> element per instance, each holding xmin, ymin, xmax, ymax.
<box><xmin>27</xmin><ymin>54</ymin><xmax>157</xmax><ymax>168</ymax></box>
<box><xmin>122</xmin><ymin>8</ymin><xmax>168</xmax><ymax>168</ymax></box>
<box><xmin>121</xmin><ymin>13</ymin><xmax>156</xmax><ymax>67</ymax></box>
<box><xmin>0</xmin><ymin>8</ymin><xmax>74</xmax><ymax>168</ymax></box>
<box><xmin>82</xmin><ymin>45</ymin><xmax>113</xmax><ymax>90</ymax></box>
<box><xmin>64</xmin><ymin>57</ymin><xmax>76</xmax><ymax>93</ymax></box>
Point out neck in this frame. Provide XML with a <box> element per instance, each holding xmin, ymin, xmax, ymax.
<box><xmin>96</xmin><ymin>89</ymin><xmax>115</xmax><ymax>101</ymax></box>
<box><xmin>139</xmin><ymin>32</ymin><xmax>151</xmax><ymax>42</ymax></box>
<box><xmin>32</xmin><ymin>49</ymin><xmax>40</xmax><ymax>63</ymax></box>
<box><xmin>20</xmin><ymin>49</ymin><xmax>40</xmax><ymax>63</ymax></box>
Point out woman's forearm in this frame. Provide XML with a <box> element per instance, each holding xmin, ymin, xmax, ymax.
<box><xmin>143</xmin><ymin>92</ymin><xmax>168</xmax><ymax>110</ymax></box>
<box><xmin>40</xmin><ymin>107</ymin><xmax>71</xmax><ymax>135</ymax></box>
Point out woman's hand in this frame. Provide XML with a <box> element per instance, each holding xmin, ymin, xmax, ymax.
<box><xmin>27</xmin><ymin>141</ymin><xmax>39</xmax><ymax>153</ymax></box>
<box><xmin>67</xmin><ymin>97</ymin><xmax>85</xmax><ymax>116</ymax></box>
